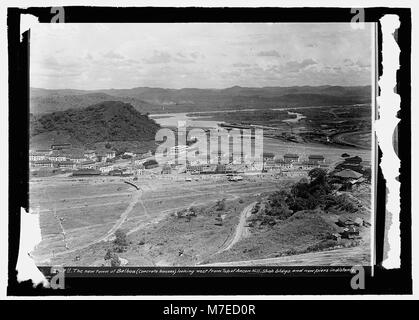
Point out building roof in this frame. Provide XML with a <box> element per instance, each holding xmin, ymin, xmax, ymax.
<box><xmin>333</xmin><ymin>169</ymin><xmax>363</xmax><ymax>179</ymax></box>
<box><xmin>308</xmin><ymin>154</ymin><xmax>325</xmax><ymax>159</ymax></box>
<box><xmin>284</xmin><ymin>153</ymin><xmax>299</xmax><ymax>158</ymax></box>
<box><xmin>51</xmin><ymin>143</ymin><xmax>71</xmax><ymax>146</ymax></box>
<box><xmin>263</xmin><ymin>152</ymin><xmax>275</xmax><ymax>158</ymax></box>
<box><xmin>97</xmin><ymin>163</ymin><xmax>113</xmax><ymax>167</ymax></box>
<box><xmin>109</xmin><ymin>169</ymin><xmax>123</xmax><ymax>173</ymax></box>
<box><xmin>81</xmin><ymin>160</ymin><xmax>96</xmax><ymax>165</ymax></box>
<box><xmin>96</xmin><ymin>151</ymin><xmax>108</xmax><ymax>157</ymax></box>
<box><xmin>68</xmin><ymin>154</ymin><xmax>85</xmax><ymax>159</ymax></box>
<box><xmin>30</xmin><ymin>151</ymin><xmax>47</xmax><ymax>156</ymax></box>
<box><xmin>33</xmin><ymin>160</ymin><xmax>52</xmax><ymax>164</ymax></box>
<box><xmin>49</xmin><ymin>151</ymin><xmax>67</xmax><ymax>157</ymax></box>
<box><xmin>57</xmin><ymin>161</ymin><xmax>74</xmax><ymax>165</ymax></box>
<box><xmin>265</xmin><ymin>160</ymin><xmax>276</xmax><ymax>165</ymax></box>
<box><xmin>72</xmin><ymin>169</ymin><xmax>101</xmax><ymax>176</ymax></box>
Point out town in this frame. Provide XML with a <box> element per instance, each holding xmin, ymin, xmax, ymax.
<box><xmin>27</xmin><ymin>22</ymin><xmax>374</xmax><ymax>268</ymax></box>
<box><xmin>29</xmin><ymin>142</ymin><xmax>368</xmax><ymax>186</ymax></box>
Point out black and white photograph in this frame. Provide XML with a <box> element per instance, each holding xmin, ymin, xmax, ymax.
<box><xmin>3</xmin><ymin>4</ymin><xmax>414</xmax><ymax>299</ymax></box>
<box><xmin>28</xmin><ymin>22</ymin><xmax>375</xmax><ymax>268</ymax></box>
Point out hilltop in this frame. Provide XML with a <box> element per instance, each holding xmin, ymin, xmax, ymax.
<box><xmin>30</xmin><ymin>85</ymin><xmax>372</xmax><ymax>114</ymax></box>
<box><xmin>30</xmin><ymin>101</ymin><xmax>160</xmax><ymax>149</ymax></box>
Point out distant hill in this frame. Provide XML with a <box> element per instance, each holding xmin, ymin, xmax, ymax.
<box><xmin>30</xmin><ymin>101</ymin><xmax>160</xmax><ymax>148</ymax></box>
<box><xmin>30</xmin><ymin>85</ymin><xmax>371</xmax><ymax>114</ymax></box>
<box><xmin>30</xmin><ymin>91</ymin><xmax>159</xmax><ymax>115</ymax></box>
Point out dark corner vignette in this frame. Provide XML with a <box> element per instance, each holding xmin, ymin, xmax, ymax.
<box><xmin>7</xmin><ymin>6</ymin><xmax>412</xmax><ymax>296</ymax></box>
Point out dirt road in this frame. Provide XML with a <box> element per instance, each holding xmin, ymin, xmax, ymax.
<box><xmin>218</xmin><ymin>202</ymin><xmax>256</xmax><ymax>253</ymax></box>
<box><xmin>201</xmin><ymin>245</ymin><xmax>370</xmax><ymax>267</ymax></box>
<box><xmin>101</xmin><ymin>191</ymin><xmax>141</xmax><ymax>241</ymax></box>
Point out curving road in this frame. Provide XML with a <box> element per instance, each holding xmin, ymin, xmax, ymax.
<box><xmin>217</xmin><ymin>202</ymin><xmax>256</xmax><ymax>253</ymax></box>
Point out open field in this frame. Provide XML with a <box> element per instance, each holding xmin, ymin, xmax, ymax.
<box><xmin>32</xmin><ymin>168</ymin><xmax>372</xmax><ymax>267</ymax></box>
<box><xmin>30</xmin><ymin>173</ymin><xmax>291</xmax><ymax>265</ymax></box>
<box><xmin>30</xmin><ymin>177</ymin><xmax>136</xmax><ymax>260</ymax></box>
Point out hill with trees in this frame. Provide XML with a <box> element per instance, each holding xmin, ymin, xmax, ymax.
<box><xmin>30</xmin><ymin>101</ymin><xmax>160</xmax><ymax>147</ymax></box>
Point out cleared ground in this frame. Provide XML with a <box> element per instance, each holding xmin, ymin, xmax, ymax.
<box><xmin>30</xmin><ymin>173</ymin><xmax>287</xmax><ymax>265</ymax></box>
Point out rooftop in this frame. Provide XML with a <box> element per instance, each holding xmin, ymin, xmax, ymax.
<box><xmin>81</xmin><ymin>160</ymin><xmax>96</xmax><ymax>165</ymax></box>
<box><xmin>333</xmin><ymin>169</ymin><xmax>363</xmax><ymax>179</ymax></box>
<box><xmin>49</xmin><ymin>151</ymin><xmax>67</xmax><ymax>157</ymax></box>
<box><xmin>263</xmin><ymin>152</ymin><xmax>275</xmax><ymax>158</ymax></box>
<box><xmin>57</xmin><ymin>161</ymin><xmax>75</xmax><ymax>165</ymax></box>
<box><xmin>33</xmin><ymin>160</ymin><xmax>52</xmax><ymax>164</ymax></box>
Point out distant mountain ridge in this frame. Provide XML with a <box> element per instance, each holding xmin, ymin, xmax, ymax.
<box><xmin>30</xmin><ymin>91</ymin><xmax>157</xmax><ymax>115</ymax></box>
<box><xmin>30</xmin><ymin>85</ymin><xmax>371</xmax><ymax>114</ymax></box>
<box><xmin>30</xmin><ymin>101</ymin><xmax>160</xmax><ymax>148</ymax></box>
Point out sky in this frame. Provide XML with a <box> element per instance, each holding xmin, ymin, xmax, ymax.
<box><xmin>30</xmin><ymin>23</ymin><xmax>374</xmax><ymax>90</ymax></box>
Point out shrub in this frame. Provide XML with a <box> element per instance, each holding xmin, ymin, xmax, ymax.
<box><xmin>143</xmin><ymin>159</ymin><xmax>158</xmax><ymax>167</ymax></box>
<box><xmin>363</xmin><ymin>167</ymin><xmax>372</xmax><ymax>182</ymax></box>
<box><xmin>110</xmin><ymin>255</ymin><xmax>121</xmax><ymax>267</ymax></box>
<box><xmin>215</xmin><ymin>199</ymin><xmax>226</xmax><ymax>211</ymax></box>
<box><xmin>104</xmin><ymin>248</ymin><xmax>120</xmax><ymax>266</ymax></box>
<box><xmin>113</xmin><ymin>229</ymin><xmax>128</xmax><ymax>252</ymax></box>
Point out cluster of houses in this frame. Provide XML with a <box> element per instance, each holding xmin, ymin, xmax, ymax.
<box><xmin>30</xmin><ymin>142</ymin><xmax>334</xmax><ymax>179</ymax></box>
<box><xmin>29</xmin><ymin>143</ymin><xmax>117</xmax><ymax>173</ymax></box>
<box><xmin>180</xmin><ymin>152</ymin><xmax>328</xmax><ymax>176</ymax></box>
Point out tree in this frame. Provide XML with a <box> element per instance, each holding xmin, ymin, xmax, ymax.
<box><xmin>363</xmin><ymin>167</ymin><xmax>372</xmax><ymax>182</ymax></box>
<box><xmin>104</xmin><ymin>248</ymin><xmax>115</xmax><ymax>260</ymax></box>
<box><xmin>215</xmin><ymin>199</ymin><xmax>226</xmax><ymax>211</ymax></box>
<box><xmin>308</xmin><ymin>168</ymin><xmax>327</xmax><ymax>183</ymax></box>
<box><xmin>111</xmin><ymin>255</ymin><xmax>121</xmax><ymax>266</ymax></box>
<box><xmin>104</xmin><ymin>248</ymin><xmax>120</xmax><ymax>266</ymax></box>
<box><xmin>114</xmin><ymin>229</ymin><xmax>128</xmax><ymax>252</ymax></box>
<box><xmin>290</xmin><ymin>181</ymin><xmax>310</xmax><ymax>199</ymax></box>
